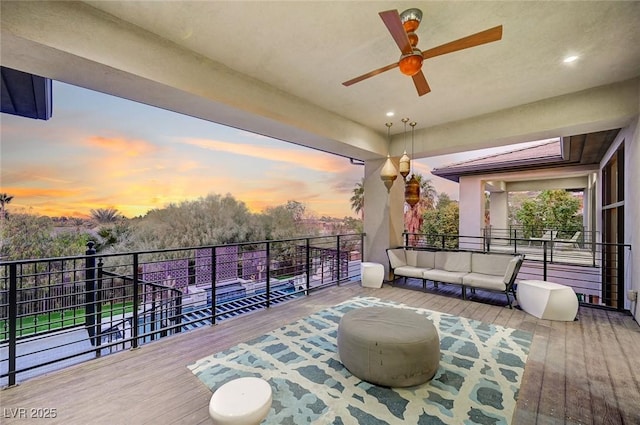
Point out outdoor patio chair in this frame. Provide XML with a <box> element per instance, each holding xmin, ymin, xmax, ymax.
<box><xmin>553</xmin><ymin>231</ymin><xmax>581</xmax><ymax>249</ymax></box>
<box><xmin>528</xmin><ymin>230</ymin><xmax>558</xmax><ymax>246</ymax></box>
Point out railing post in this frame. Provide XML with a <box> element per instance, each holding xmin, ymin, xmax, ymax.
<box><xmin>266</xmin><ymin>242</ymin><xmax>271</xmax><ymax>308</ymax></box>
<box><xmin>8</xmin><ymin>263</ymin><xmax>17</xmax><ymax>387</ymax></box>
<box><xmin>336</xmin><ymin>235</ymin><xmax>341</xmax><ymax>285</ymax></box>
<box><xmin>513</xmin><ymin>229</ymin><xmax>518</xmax><ymax>254</ymax></box>
<box><xmin>542</xmin><ymin>241</ymin><xmax>548</xmax><ymax>281</ymax></box>
<box><xmin>85</xmin><ymin>241</ymin><xmax>98</xmax><ymax>348</ymax></box>
<box><xmin>132</xmin><ymin>253</ymin><xmax>139</xmax><ymax>349</ymax></box>
<box><xmin>617</xmin><ymin>243</ymin><xmax>625</xmax><ymax>310</ymax></box>
<box><xmin>211</xmin><ymin>247</ymin><xmax>217</xmax><ymax>325</ymax></box>
<box><xmin>484</xmin><ymin>227</ymin><xmax>491</xmax><ymax>253</ymax></box>
<box><xmin>305</xmin><ymin>238</ymin><xmax>310</xmax><ymax>296</ymax></box>
<box><xmin>96</xmin><ymin>258</ymin><xmax>103</xmax><ymax>356</ymax></box>
<box><xmin>150</xmin><ymin>285</ymin><xmax>157</xmax><ymax>341</ymax></box>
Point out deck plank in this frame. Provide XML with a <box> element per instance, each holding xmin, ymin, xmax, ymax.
<box><xmin>1</xmin><ymin>282</ymin><xmax>639</xmax><ymax>425</ymax></box>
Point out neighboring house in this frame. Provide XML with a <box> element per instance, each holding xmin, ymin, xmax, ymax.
<box><xmin>432</xmin><ymin>129</ymin><xmax>634</xmax><ymax>312</ymax></box>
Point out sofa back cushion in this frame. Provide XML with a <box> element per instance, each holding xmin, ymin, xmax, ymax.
<box><xmin>435</xmin><ymin>251</ymin><xmax>472</xmax><ymax>272</ymax></box>
<box><xmin>406</xmin><ymin>250</ymin><xmax>418</xmax><ymax>267</ymax></box>
<box><xmin>415</xmin><ymin>250</ymin><xmax>436</xmax><ymax>269</ymax></box>
<box><xmin>471</xmin><ymin>253</ymin><xmax>514</xmax><ymax>276</ymax></box>
<box><xmin>387</xmin><ymin>248</ymin><xmax>407</xmax><ymax>269</ymax></box>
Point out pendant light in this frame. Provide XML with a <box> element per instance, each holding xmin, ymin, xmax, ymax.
<box><xmin>405</xmin><ymin>121</ymin><xmax>420</xmax><ymax>208</ymax></box>
<box><xmin>380</xmin><ymin>122</ymin><xmax>398</xmax><ymax>192</ymax></box>
<box><xmin>399</xmin><ymin>118</ymin><xmax>410</xmax><ymax>180</ymax></box>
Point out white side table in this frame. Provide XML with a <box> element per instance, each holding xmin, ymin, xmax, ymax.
<box><xmin>360</xmin><ymin>262</ymin><xmax>384</xmax><ymax>288</ymax></box>
<box><xmin>517</xmin><ymin>280</ymin><xmax>578</xmax><ymax>321</ymax></box>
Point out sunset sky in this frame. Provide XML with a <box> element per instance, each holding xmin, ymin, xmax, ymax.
<box><xmin>1</xmin><ymin>81</ymin><xmax>499</xmax><ymax>219</ymax></box>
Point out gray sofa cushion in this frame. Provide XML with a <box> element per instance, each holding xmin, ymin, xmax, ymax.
<box><xmin>471</xmin><ymin>253</ymin><xmax>514</xmax><ymax>276</ymax></box>
<box><xmin>462</xmin><ymin>273</ymin><xmax>506</xmax><ymax>291</ymax></box>
<box><xmin>394</xmin><ymin>265</ymin><xmax>427</xmax><ymax>279</ymax></box>
<box><xmin>415</xmin><ymin>251</ymin><xmax>436</xmax><ymax>268</ymax></box>
<box><xmin>422</xmin><ymin>269</ymin><xmax>468</xmax><ymax>285</ymax></box>
<box><xmin>435</xmin><ymin>251</ymin><xmax>472</xmax><ymax>272</ymax></box>
<box><xmin>503</xmin><ymin>256</ymin><xmax>521</xmax><ymax>284</ymax></box>
<box><xmin>387</xmin><ymin>248</ymin><xmax>407</xmax><ymax>269</ymax></box>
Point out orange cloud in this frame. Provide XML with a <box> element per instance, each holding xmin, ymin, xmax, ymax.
<box><xmin>86</xmin><ymin>136</ymin><xmax>159</xmax><ymax>157</ymax></box>
<box><xmin>1</xmin><ymin>187</ymin><xmax>85</xmax><ymax>199</ymax></box>
<box><xmin>180</xmin><ymin>138</ymin><xmax>350</xmax><ymax>173</ymax></box>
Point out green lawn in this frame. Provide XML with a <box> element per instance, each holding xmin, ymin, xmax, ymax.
<box><xmin>1</xmin><ymin>302</ymin><xmax>134</xmax><ymax>339</ymax></box>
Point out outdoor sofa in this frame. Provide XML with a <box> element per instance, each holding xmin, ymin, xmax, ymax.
<box><xmin>386</xmin><ymin>248</ymin><xmax>524</xmax><ymax>307</ymax></box>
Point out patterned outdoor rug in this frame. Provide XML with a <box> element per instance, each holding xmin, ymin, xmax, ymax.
<box><xmin>188</xmin><ymin>297</ymin><xmax>532</xmax><ymax>424</ymax></box>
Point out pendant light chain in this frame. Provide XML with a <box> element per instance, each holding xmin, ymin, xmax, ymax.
<box><xmin>410</xmin><ymin>121</ymin><xmax>417</xmax><ymax>174</ymax></box>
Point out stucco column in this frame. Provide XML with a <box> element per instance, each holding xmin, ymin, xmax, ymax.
<box><xmin>489</xmin><ymin>190</ymin><xmax>509</xmax><ymax>243</ymax></box>
<box><xmin>459</xmin><ymin>176</ymin><xmax>485</xmax><ymax>248</ymax></box>
<box><xmin>363</xmin><ymin>158</ymin><xmax>405</xmax><ymax>279</ymax></box>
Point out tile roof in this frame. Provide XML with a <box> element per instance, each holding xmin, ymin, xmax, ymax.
<box><xmin>433</xmin><ymin>139</ymin><xmax>562</xmax><ymax>172</ymax></box>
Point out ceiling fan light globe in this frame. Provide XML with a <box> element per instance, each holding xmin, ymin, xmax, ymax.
<box><xmin>399</xmin><ymin>52</ymin><xmax>423</xmax><ymax>76</ymax></box>
<box><xmin>400</xmin><ymin>8</ymin><xmax>422</xmax><ymax>32</ymax></box>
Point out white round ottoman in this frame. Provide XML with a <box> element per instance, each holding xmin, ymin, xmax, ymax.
<box><xmin>209</xmin><ymin>377</ymin><xmax>272</xmax><ymax>425</ymax></box>
<box><xmin>360</xmin><ymin>262</ymin><xmax>384</xmax><ymax>288</ymax></box>
<box><xmin>337</xmin><ymin>307</ymin><xmax>440</xmax><ymax>387</ymax></box>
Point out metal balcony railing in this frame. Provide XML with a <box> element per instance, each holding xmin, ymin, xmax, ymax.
<box><xmin>0</xmin><ymin>233</ymin><xmax>364</xmax><ymax>387</ymax></box>
<box><xmin>403</xmin><ymin>232</ymin><xmax>631</xmax><ymax>311</ymax></box>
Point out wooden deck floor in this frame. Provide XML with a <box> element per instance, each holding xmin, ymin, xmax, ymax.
<box><xmin>2</xmin><ymin>282</ymin><xmax>639</xmax><ymax>425</ymax></box>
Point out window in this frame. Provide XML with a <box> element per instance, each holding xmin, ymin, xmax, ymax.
<box><xmin>601</xmin><ymin>144</ymin><xmax>624</xmax><ymax>307</ymax></box>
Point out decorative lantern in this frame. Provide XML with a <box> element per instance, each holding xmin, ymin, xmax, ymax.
<box><xmin>399</xmin><ymin>151</ymin><xmax>411</xmax><ymax>179</ymax></box>
<box><xmin>398</xmin><ymin>118</ymin><xmax>410</xmax><ymax>179</ymax></box>
<box><xmin>380</xmin><ymin>122</ymin><xmax>397</xmax><ymax>192</ymax></box>
<box><xmin>405</xmin><ymin>121</ymin><xmax>421</xmax><ymax>208</ymax></box>
<box><xmin>381</xmin><ymin>154</ymin><xmax>398</xmax><ymax>192</ymax></box>
<box><xmin>405</xmin><ymin>174</ymin><xmax>420</xmax><ymax>207</ymax></box>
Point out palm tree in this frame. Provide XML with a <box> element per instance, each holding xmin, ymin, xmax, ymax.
<box><xmin>0</xmin><ymin>193</ymin><xmax>14</xmax><ymax>220</ymax></box>
<box><xmin>350</xmin><ymin>178</ymin><xmax>364</xmax><ymax>219</ymax></box>
<box><xmin>90</xmin><ymin>208</ymin><xmax>121</xmax><ymax>224</ymax></box>
<box><xmin>419</xmin><ymin>177</ymin><xmax>437</xmax><ymax>210</ymax></box>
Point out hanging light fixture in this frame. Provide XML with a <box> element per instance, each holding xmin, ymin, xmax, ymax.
<box><xmin>380</xmin><ymin>122</ymin><xmax>398</xmax><ymax>192</ymax></box>
<box><xmin>405</xmin><ymin>121</ymin><xmax>420</xmax><ymax>208</ymax></box>
<box><xmin>399</xmin><ymin>117</ymin><xmax>410</xmax><ymax>180</ymax></box>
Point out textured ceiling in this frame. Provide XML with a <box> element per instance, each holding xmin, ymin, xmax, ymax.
<box><xmin>84</xmin><ymin>1</ymin><xmax>640</xmax><ymax>134</ymax></box>
<box><xmin>2</xmin><ymin>1</ymin><xmax>638</xmax><ymax>163</ymax></box>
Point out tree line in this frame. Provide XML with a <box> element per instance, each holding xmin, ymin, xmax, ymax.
<box><xmin>0</xmin><ymin>194</ymin><xmax>359</xmax><ymax>261</ymax></box>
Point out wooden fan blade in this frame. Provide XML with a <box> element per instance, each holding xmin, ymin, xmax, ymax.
<box><xmin>422</xmin><ymin>25</ymin><xmax>503</xmax><ymax>60</ymax></box>
<box><xmin>379</xmin><ymin>9</ymin><xmax>413</xmax><ymax>55</ymax></box>
<box><xmin>342</xmin><ymin>62</ymin><xmax>399</xmax><ymax>86</ymax></box>
<box><xmin>412</xmin><ymin>71</ymin><xmax>431</xmax><ymax>96</ymax></box>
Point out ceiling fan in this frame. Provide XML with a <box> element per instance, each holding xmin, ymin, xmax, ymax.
<box><xmin>342</xmin><ymin>8</ymin><xmax>503</xmax><ymax>96</ymax></box>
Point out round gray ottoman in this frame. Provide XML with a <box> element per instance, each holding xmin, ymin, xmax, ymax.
<box><xmin>337</xmin><ymin>306</ymin><xmax>440</xmax><ymax>387</ymax></box>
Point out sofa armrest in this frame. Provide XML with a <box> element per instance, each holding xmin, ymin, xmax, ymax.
<box><xmin>386</xmin><ymin>248</ymin><xmax>408</xmax><ymax>270</ymax></box>
<box><xmin>503</xmin><ymin>255</ymin><xmax>525</xmax><ymax>287</ymax></box>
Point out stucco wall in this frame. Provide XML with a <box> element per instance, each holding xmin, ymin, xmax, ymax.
<box><xmin>625</xmin><ymin>116</ymin><xmax>640</xmax><ymax>320</ymax></box>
